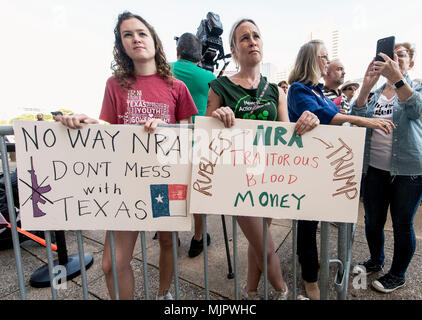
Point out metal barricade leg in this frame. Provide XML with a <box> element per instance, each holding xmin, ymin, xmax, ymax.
<box><xmin>139</xmin><ymin>231</ymin><xmax>150</xmax><ymax>300</ymax></box>
<box><xmin>292</xmin><ymin>220</ymin><xmax>298</xmax><ymax>299</ymax></box>
<box><xmin>334</xmin><ymin>222</ymin><xmax>356</xmax><ymax>300</ymax></box>
<box><xmin>109</xmin><ymin>231</ymin><xmax>119</xmax><ymax>300</ymax></box>
<box><xmin>263</xmin><ymin>217</ymin><xmax>268</xmax><ymax>300</ymax></box>
<box><xmin>232</xmin><ymin>216</ymin><xmax>239</xmax><ymax>300</ymax></box>
<box><xmin>202</xmin><ymin>214</ymin><xmax>210</xmax><ymax>300</ymax></box>
<box><xmin>172</xmin><ymin>231</ymin><xmax>179</xmax><ymax>300</ymax></box>
<box><xmin>337</xmin><ymin>223</ymin><xmax>347</xmax><ymax>300</ymax></box>
<box><xmin>344</xmin><ymin>223</ymin><xmax>356</xmax><ymax>299</ymax></box>
<box><xmin>319</xmin><ymin>222</ymin><xmax>331</xmax><ymax>300</ymax></box>
<box><xmin>0</xmin><ymin>136</ymin><xmax>26</xmax><ymax>299</ymax></box>
<box><xmin>44</xmin><ymin>231</ymin><xmax>58</xmax><ymax>299</ymax></box>
<box><xmin>76</xmin><ymin>231</ymin><xmax>89</xmax><ymax>300</ymax></box>
<box><xmin>342</xmin><ymin>223</ymin><xmax>354</xmax><ymax>299</ymax></box>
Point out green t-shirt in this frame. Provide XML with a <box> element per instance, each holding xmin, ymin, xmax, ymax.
<box><xmin>170</xmin><ymin>59</ymin><xmax>216</xmax><ymax>121</ymax></box>
<box><xmin>209</xmin><ymin>76</ymin><xmax>279</xmax><ymax>121</ymax></box>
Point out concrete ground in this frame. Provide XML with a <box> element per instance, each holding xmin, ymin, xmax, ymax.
<box><xmin>1</xmin><ymin>202</ymin><xmax>421</xmax><ymax>301</ymax></box>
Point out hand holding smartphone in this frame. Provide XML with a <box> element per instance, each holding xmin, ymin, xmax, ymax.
<box><xmin>375</xmin><ymin>36</ymin><xmax>395</xmax><ymax>62</ymax></box>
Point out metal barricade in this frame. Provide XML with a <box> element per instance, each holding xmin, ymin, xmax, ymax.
<box><xmin>1</xmin><ymin>126</ymin><xmax>26</xmax><ymax>300</ymax></box>
<box><xmin>1</xmin><ymin>124</ymin><xmax>355</xmax><ymax>300</ymax></box>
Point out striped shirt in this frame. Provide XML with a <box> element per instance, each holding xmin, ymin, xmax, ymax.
<box><xmin>322</xmin><ymin>86</ymin><xmax>351</xmax><ymax>115</ymax></box>
<box><xmin>322</xmin><ymin>86</ymin><xmax>341</xmax><ymax>100</ymax></box>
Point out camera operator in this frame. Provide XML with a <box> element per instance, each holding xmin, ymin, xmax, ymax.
<box><xmin>170</xmin><ymin>33</ymin><xmax>216</xmax><ymax>257</ymax></box>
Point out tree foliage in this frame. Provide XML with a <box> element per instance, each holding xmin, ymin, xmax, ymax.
<box><xmin>8</xmin><ymin>108</ymin><xmax>74</xmax><ymax>124</ymax></box>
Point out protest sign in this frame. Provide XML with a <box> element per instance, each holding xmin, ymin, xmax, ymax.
<box><xmin>190</xmin><ymin>117</ymin><xmax>366</xmax><ymax>223</ymax></box>
<box><xmin>13</xmin><ymin>121</ymin><xmax>192</xmax><ymax>231</ymax></box>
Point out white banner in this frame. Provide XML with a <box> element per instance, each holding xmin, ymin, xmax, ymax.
<box><xmin>190</xmin><ymin>117</ymin><xmax>366</xmax><ymax>223</ymax></box>
<box><xmin>13</xmin><ymin>121</ymin><xmax>192</xmax><ymax>231</ymax></box>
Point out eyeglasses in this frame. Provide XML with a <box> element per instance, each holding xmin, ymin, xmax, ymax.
<box><xmin>343</xmin><ymin>87</ymin><xmax>356</xmax><ymax>91</ymax></box>
<box><xmin>396</xmin><ymin>50</ymin><xmax>409</xmax><ymax>58</ymax></box>
<box><xmin>318</xmin><ymin>55</ymin><xmax>329</xmax><ymax>61</ymax></box>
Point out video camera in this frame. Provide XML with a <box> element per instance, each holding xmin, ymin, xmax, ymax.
<box><xmin>195</xmin><ymin>12</ymin><xmax>231</xmax><ymax>73</ymax></box>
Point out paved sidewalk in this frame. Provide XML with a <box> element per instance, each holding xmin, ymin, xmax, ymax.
<box><xmin>1</xmin><ymin>202</ymin><xmax>421</xmax><ymax>300</ymax></box>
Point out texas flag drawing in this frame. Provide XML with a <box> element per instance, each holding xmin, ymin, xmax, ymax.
<box><xmin>150</xmin><ymin>184</ymin><xmax>188</xmax><ymax>218</ymax></box>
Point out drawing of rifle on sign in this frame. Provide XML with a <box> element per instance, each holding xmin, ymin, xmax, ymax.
<box><xmin>13</xmin><ymin>121</ymin><xmax>192</xmax><ymax>231</ymax></box>
<box><xmin>190</xmin><ymin>117</ymin><xmax>366</xmax><ymax>223</ymax></box>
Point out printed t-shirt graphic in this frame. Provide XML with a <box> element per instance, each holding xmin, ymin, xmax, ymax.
<box><xmin>369</xmin><ymin>94</ymin><xmax>395</xmax><ymax>171</ymax></box>
<box><xmin>123</xmin><ymin>88</ymin><xmax>171</xmax><ymax>123</ymax></box>
<box><xmin>99</xmin><ymin>74</ymin><xmax>198</xmax><ymax>125</ymax></box>
<box><xmin>372</xmin><ymin>94</ymin><xmax>394</xmax><ymax>117</ymax></box>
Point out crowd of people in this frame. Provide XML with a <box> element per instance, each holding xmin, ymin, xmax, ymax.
<box><xmin>53</xmin><ymin>11</ymin><xmax>421</xmax><ymax>300</ymax></box>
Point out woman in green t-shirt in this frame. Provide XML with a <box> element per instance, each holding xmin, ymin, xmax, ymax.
<box><xmin>206</xmin><ymin>18</ymin><xmax>319</xmax><ymax>300</ymax></box>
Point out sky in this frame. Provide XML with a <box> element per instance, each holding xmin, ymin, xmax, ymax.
<box><xmin>1</xmin><ymin>0</ymin><xmax>421</xmax><ymax>121</ymax></box>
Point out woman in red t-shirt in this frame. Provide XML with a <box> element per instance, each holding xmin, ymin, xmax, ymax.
<box><xmin>57</xmin><ymin>12</ymin><xmax>197</xmax><ymax>300</ymax></box>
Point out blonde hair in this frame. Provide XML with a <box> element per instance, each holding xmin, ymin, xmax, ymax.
<box><xmin>229</xmin><ymin>18</ymin><xmax>260</xmax><ymax>64</ymax></box>
<box><xmin>288</xmin><ymin>40</ymin><xmax>324</xmax><ymax>86</ymax></box>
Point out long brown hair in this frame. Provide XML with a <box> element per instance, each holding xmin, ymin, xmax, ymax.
<box><xmin>111</xmin><ymin>11</ymin><xmax>173</xmax><ymax>89</ymax></box>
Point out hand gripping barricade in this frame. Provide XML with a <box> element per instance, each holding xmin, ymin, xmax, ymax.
<box><xmin>1</xmin><ymin>123</ymin><xmax>355</xmax><ymax>300</ymax></box>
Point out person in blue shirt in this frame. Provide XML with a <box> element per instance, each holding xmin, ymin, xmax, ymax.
<box><xmin>287</xmin><ymin>39</ymin><xmax>394</xmax><ymax>300</ymax></box>
<box><xmin>351</xmin><ymin>42</ymin><xmax>422</xmax><ymax>294</ymax></box>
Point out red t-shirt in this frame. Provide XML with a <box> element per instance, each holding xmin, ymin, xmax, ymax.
<box><xmin>99</xmin><ymin>74</ymin><xmax>198</xmax><ymax>125</ymax></box>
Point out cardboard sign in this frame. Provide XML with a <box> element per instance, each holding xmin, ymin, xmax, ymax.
<box><xmin>190</xmin><ymin>117</ymin><xmax>366</xmax><ymax>223</ymax></box>
<box><xmin>13</xmin><ymin>121</ymin><xmax>192</xmax><ymax>231</ymax></box>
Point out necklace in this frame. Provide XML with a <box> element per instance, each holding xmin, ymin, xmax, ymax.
<box><xmin>248</xmin><ymin>76</ymin><xmax>261</xmax><ymax>89</ymax></box>
<box><xmin>231</xmin><ymin>74</ymin><xmax>261</xmax><ymax>89</ymax></box>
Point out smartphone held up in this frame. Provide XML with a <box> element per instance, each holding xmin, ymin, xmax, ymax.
<box><xmin>375</xmin><ymin>36</ymin><xmax>395</xmax><ymax>62</ymax></box>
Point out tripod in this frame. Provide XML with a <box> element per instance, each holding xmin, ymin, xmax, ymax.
<box><xmin>221</xmin><ymin>215</ymin><xmax>234</xmax><ymax>279</ymax></box>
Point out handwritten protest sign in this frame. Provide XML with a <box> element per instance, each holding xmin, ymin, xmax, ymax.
<box><xmin>13</xmin><ymin>121</ymin><xmax>192</xmax><ymax>231</ymax></box>
<box><xmin>190</xmin><ymin>117</ymin><xmax>366</xmax><ymax>223</ymax></box>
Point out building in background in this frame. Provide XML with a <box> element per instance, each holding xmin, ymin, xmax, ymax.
<box><xmin>261</xmin><ymin>62</ymin><xmax>278</xmax><ymax>83</ymax></box>
<box><xmin>309</xmin><ymin>29</ymin><xmax>341</xmax><ymax>62</ymax></box>
<box><xmin>332</xmin><ymin>30</ymin><xmax>339</xmax><ymax>60</ymax></box>
<box><xmin>275</xmin><ymin>69</ymin><xmax>290</xmax><ymax>84</ymax></box>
